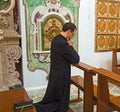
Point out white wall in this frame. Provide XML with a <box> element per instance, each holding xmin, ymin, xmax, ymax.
<box><xmin>20</xmin><ymin>0</ymin><xmax>113</xmax><ymax>90</ymax></box>
<box><xmin>79</xmin><ymin>0</ymin><xmax>112</xmax><ymax>69</ymax></box>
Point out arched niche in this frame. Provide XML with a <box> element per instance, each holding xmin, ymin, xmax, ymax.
<box><xmin>24</xmin><ymin>0</ymin><xmax>80</xmax><ymax>74</ymax></box>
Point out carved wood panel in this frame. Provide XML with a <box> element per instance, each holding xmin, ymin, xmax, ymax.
<box><xmin>95</xmin><ymin>0</ymin><xmax>120</xmax><ymax>52</ymax></box>
<box><xmin>0</xmin><ymin>0</ymin><xmax>22</xmax><ymax>91</ymax></box>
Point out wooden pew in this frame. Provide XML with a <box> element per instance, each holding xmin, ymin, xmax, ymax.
<box><xmin>93</xmin><ymin>68</ymin><xmax>120</xmax><ymax>112</ymax></box>
<box><xmin>70</xmin><ymin>75</ymin><xmax>114</xmax><ymax>111</ymax></box>
<box><xmin>71</xmin><ymin>62</ymin><xmax>96</xmax><ymax>112</ymax></box>
<box><xmin>70</xmin><ymin>62</ymin><xmax>114</xmax><ymax>112</ymax></box>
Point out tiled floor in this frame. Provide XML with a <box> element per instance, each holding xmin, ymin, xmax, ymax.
<box><xmin>27</xmin><ymin>83</ymin><xmax>120</xmax><ymax>112</ymax></box>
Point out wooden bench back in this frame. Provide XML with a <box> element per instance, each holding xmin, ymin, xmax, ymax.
<box><xmin>93</xmin><ymin>68</ymin><xmax>120</xmax><ymax>112</ymax></box>
<box><xmin>112</xmin><ymin>48</ymin><xmax>120</xmax><ymax>74</ymax></box>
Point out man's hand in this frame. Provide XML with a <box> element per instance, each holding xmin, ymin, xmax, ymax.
<box><xmin>67</xmin><ymin>39</ymin><xmax>73</xmax><ymax>46</ymax></box>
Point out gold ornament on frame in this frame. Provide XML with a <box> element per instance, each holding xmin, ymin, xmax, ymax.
<box><xmin>50</xmin><ymin>0</ymin><xmax>57</xmax><ymax>4</ymax></box>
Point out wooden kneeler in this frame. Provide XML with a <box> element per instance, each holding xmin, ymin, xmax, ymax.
<box><xmin>70</xmin><ymin>75</ymin><xmax>97</xmax><ymax>104</ymax></box>
<box><xmin>70</xmin><ymin>75</ymin><xmax>84</xmax><ymax>103</ymax></box>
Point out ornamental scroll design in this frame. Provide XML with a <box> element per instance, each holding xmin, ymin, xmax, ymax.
<box><xmin>5</xmin><ymin>45</ymin><xmax>22</xmax><ymax>87</ymax></box>
<box><xmin>0</xmin><ymin>0</ymin><xmax>15</xmax><ymax>30</ymax></box>
<box><xmin>0</xmin><ymin>0</ymin><xmax>22</xmax><ymax>90</ymax></box>
<box><xmin>0</xmin><ymin>14</ymin><xmax>11</xmax><ymax>29</ymax></box>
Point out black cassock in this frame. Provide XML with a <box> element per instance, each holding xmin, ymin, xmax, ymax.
<box><xmin>34</xmin><ymin>34</ymin><xmax>80</xmax><ymax>112</ymax></box>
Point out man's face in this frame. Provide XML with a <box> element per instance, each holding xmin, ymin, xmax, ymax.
<box><xmin>67</xmin><ymin>29</ymin><xmax>76</xmax><ymax>39</ymax></box>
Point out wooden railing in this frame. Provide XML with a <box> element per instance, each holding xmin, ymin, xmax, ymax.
<box><xmin>73</xmin><ymin>62</ymin><xmax>96</xmax><ymax>112</ymax></box>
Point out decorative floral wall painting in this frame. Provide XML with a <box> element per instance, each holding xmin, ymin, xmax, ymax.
<box><xmin>24</xmin><ymin>0</ymin><xmax>80</xmax><ymax>74</ymax></box>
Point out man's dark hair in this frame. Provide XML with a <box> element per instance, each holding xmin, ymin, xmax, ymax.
<box><xmin>62</xmin><ymin>22</ymin><xmax>77</xmax><ymax>32</ymax></box>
